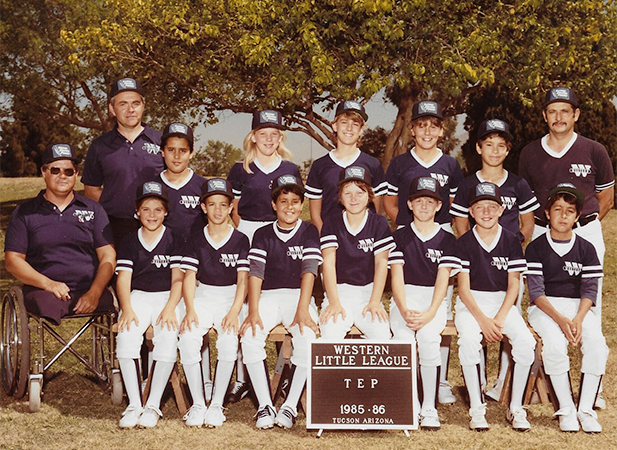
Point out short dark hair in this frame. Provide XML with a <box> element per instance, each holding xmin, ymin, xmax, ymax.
<box><xmin>272</xmin><ymin>185</ymin><xmax>305</xmax><ymax>202</ymax></box>
<box><xmin>546</xmin><ymin>192</ymin><xmax>581</xmax><ymax>215</ymax></box>
<box><xmin>477</xmin><ymin>132</ymin><xmax>513</xmax><ymax>151</ymax></box>
<box><xmin>411</xmin><ymin>116</ymin><xmax>443</xmax><ymax>129</ymax></box>
<box><xmin>136</xmin><ymin>195</ymin><xmax>169</xmax><ymax>213</ymax></box>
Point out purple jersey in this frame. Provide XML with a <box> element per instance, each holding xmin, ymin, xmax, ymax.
<box><xmin>454</xmin><ymin>226</ymin><xmax>526</xmax><ymax>292</ymax></box>
<box><xmin>519</xmin><ymin>134</ymin><xmax>615</xmax><ymax>221</ymax></box>
<box><xmin>158</xmin><ymin>170</ymin><xmax>206</xmax><ymax>241</ymax></box>
<box><xmin>227</xmin><ymin>158</ymin><xmax>301</xmax><ymax>221</ymax></box>
<box><xmin>116</xmin><ymin>226</ymin><xmax>182</xmax><ymax>292</ymax></box>
<box><xmin>305</xmin><ymin>150</ymin><xmax>386</xmax><ymax>221</ymax></box>
<box><xmin>450</xmin><ymin>171</ymin><xmax>539</xmax><ymax>240</ymax></box>
<box><xmin>249</xmin><ymin>221</ymin><xmax>322</xmax><ymax>290</ymax></box>
<box><xmin>320</xmin><ymin>211</ymin><xmax>394</xmax><ymax>286</ymax></box>
<box><xmin>81</xmin><ymin>124</ymin><xmax>163</xmax><ymax>219</ymax></box>
<box><xmin>525</xmin><ymin>232</ymin><xmax>602</xmax><ymax>304</ymax></box>
<box><xmin>389</xmin><ymin>223</ymin><xmax>458</xmax><ymax>287</ymax></box>
<box><xmin>5</xmin><ymin>191</ymin><xmax>113</xmax><ymax>291</ymax></box>
<box><xmin>385</xmin><ymin>149</ymin><xmax>464</xmax><ymax>225</ymax></box>
<box><xmin>180</xmin><ymin>225</ymin><xmax>250</xmax><ymax>287</ymax></box>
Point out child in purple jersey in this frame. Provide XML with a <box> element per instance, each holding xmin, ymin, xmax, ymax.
<box><xmin>450</xmin><ymin>119</ymin><xmax>539</xmax><ymax>402</ymax></box>
<box><xmin>453</xmin><ymin>182</ymin><xmax>535</xmax><ymax>431</ymax></box>
<box><xmin>319</xmin><ymin>166</ymin><xmax>394</xmax><ymax>340</ymax></box>
<box><xmin>239</xmin><ymin>175</ymin><xmax>322</xmax><ymax>430</ymax></box>
<box><xmin>178</xmin><ymin>179</ymin><xmax>250</xmax><ymax>428</ymax></box>
<box><xmin>115</xmin><ymin>182</ymin><xmax>185</xmax><ymax>429</ymax></box>
<box><xmin>526</xmin><ymin>184</ymin><xmax>607</xmax><ymax>433</ymax></box>
<box><xmin>305</xmin><ymin>101</ymin><xmax>386</xmax><ymax>233</ymax></box>
<box><xmin>389</xmin><ymin>176</ymin><xmax>458</xmax><ymax>430</ymax></box>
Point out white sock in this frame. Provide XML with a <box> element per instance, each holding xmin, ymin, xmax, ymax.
<box><xmin>211</xmin><ymin>360</ymin><xmax>235</xmax><ymax>406</ymax></box>
<box><xmin>145</xmin><ymin>361</ymin><xmax>175</xmax><ymax>409</ymax></box>
<box><xmin>282</xmin><ymin>366</ymin><xmax>307</xmax><ymax>413</ymax></box>
<box><xmin>184</xmin><ymin>362</ymin><xmax>206</xmax><ymax>407</ymax></box>
<box><xmin>420</xmin><ymin>365</ymin><xmax>438</xmax><ymax>411</ymax></box>
<box><xmin>578</xmin><ymin>373</ymin><xmax>601</xmax><ymax>413</ymax></box>
<box><xmin>201</xmin><ymin>346</ymin><xmax>212</xmax><ymax>384</ymax></box>
<box><xmin>236</xmin><ymin>348</ymin><xmax>246</xmax><ymax>383</ymax></box>
<box><xmin>462</xmin><ymin>364</ymin><xmax>484</xmax><ymax>409</ymax></box>
<box><xmin>510</xmin><ymin>363</ymin><xmax>531</xmax><ymax>410</ymax></box>
<box><xmin>439</xmin><ymin>346</ymin><xmax>449</xmax><ymax>383</ymax></box>
<box><xmin>549</xmin><ymin>372</ymin><xmax>575</xmax><ymax>410</ymax></box>
<box><xmin>119</xmin><ymin>358</ymin><xmax>142</xmax><ymax>408</ymax></box>
<box><xmin>246</xmin><ymin>360</ymin><xmax>272</xmax><ymax>409</ymax></box>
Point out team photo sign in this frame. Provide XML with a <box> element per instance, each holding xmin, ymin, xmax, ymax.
<box><xmin>307</xmin><ymin>340</ymin><xmax>417</xmax><ymax>431</ymax></box>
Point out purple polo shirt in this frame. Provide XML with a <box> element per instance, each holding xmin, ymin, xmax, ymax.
<box><xmin>5</xmin><ymin>191</ymin><xmax>114</xmax><ymax>291</ymax></box>
<box><xmin>81</xmin><ymin>124</ymin><xmax>163</xmax><ymax>219</ymax></box>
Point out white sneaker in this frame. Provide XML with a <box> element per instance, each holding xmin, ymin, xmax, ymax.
<box><xmin>577</xmin><ymin>409</ymin><xmax>602</xmax><ymax>433</ymax></box>
<box><xmin>485</xmin><ymin>379</ymin><xmax>504</xmax><ymax>402</ymax></box>
<box><xmin>420</xmin><ymin>408</ymin><xmax>440</xmax><ymax>430</ymax></box>
<box><xmin>594</xmin><ymin>392</ymin><xmax>606</xmax><ymax>410</ymax></box>
<box><xmin>255</xmin><ymin>405</ymin><xmax>276</xmax><ymax>429</ymax></box>
<box><xmin>554</xmin><ymin>407</ymin><xmax>579</xmax><ymax>432</ymax></box>
<box><xmin>507</xmin><ymin>407</ymin><xmax>530</xmax><ymax>431</ymax></box>
<box><xmin>469</xmin><ymin>404</ymin><xmax>489</xmax><ymax>431</ymax></box>
<box><xmin>275</xmin><ymin>405</ymin><xmax>297</xmax><ymax>429</ymax></box>
<box><xmin>119</xmin><ymin>405</ymin><xmax>143</xmax><ymax>429</ymax></box>
<box><xmin>438</xmin><ymin>381</ymin><xmax>456</xmax><ymax>404</ymax></box>
<box><xmin>204</xmin><ymin>404</ymin><xmax>226</xmax><ymax>428</ymax></box>
<box><xmin>138</xmin><ymin>405</ymin><xmax>162</xmax><ymax>428</ymax></box>
<box><xmin>204</xmin><ymin>381</ymin><xmax>214</xmax><ymax>403</ymax></box>
<box><xmin>183</xmin><ymin>404</ymin><xmax>207</xmax><ymax>427</ymax></box>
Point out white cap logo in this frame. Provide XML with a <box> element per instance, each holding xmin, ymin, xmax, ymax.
<box><xmin>557</xmin><ymin>182</ymin><xmax>576</xmax><ymax>189</ymax></box>
<box><xmin>344</xmin><ymin>101</ymin><xmax>361</xmax><ymax>111</ymax></box>
<box><xmin>419</xmin><ymin>102</ymin><xmax>438</xmax><ymax>113</ymax></box>
<box><xmin>477</xmin><ymin>183</ymin><xmax>496</xmax><ymax>196</ymax></box>
<box><xmin>208</xmin><ymin>179</ymin><xmax>227</xmax><ymax>191</ymax></box>
<box><xmin>52</xmin><ymin>144</ymin><xmax>72</xmax><ymax>158</ymax></box>
<box><xmin>418</xmin><ymin>177</ymin><xmax>437</xmax><ymax>191</ymax></box>
<box><xmin>260</xmin><ymin>111</ymin><xmax>278</xmax><ymax>123</ymax></box>
<box><xmin>486</xmin><ymin>120</ymin><xmax>506</xmax><ymax>131</ymax></box>
<box><xmin>143</xmin><ymin>182</ymin><xmax>162</xmax><ymax>195</ymax></box>
<box><xmin>346</xmin><ymin>166</ymin><xmax>365</xmax><ymax>179</ymax></box>
<box><xmin>169</xmin><ymin>123</ymin><xmax>188</xmax><ymax>134</ymax></box>
<box><xmin>551</xmin><ymin>88</ymin><xmax>571</xmax><ymax>100</ymax></box>
<box><xmin>118</xmin><ymin>78</ymin><xmax>137</xmax><ymax>90</ymax></box>
<box><xmin>278</xmin><ymin>175</ymin><xmax>297</xmax><ymax>185</ymax></box>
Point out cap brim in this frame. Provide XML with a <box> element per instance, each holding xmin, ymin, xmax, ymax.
<box><xmin>470</xmin><ymin>195</ymin><xmax>502</xmax><ymax>206</ymax></box>
<box><xmin>337</xmin><ymin>177</ymin><xmax>371</xmax><ymax>187</ymax></box>
<box><xmin>200</xmin><ymin>192</ymin><xmax>234</xmax><ymax>202</ymax></box>
<box><xmin>409</xmin><ymin>191</ymin><xmax>442</xmax><ymax>201</ymax></box>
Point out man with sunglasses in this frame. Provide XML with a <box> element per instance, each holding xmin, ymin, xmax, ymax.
<box><xmin>5</xmin><ymin>144</ymin><xmax>116</xmax><ymax>325</ymax></box>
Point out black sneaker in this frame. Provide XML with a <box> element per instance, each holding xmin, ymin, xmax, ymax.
<box><xmin>226</xmin><ymin>381</ymin><xmax>251</xmax><ymax>404</ymax></box>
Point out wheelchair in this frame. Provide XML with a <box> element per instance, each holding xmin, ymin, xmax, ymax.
<box><xmin>0</xmin><ymin>285</ymin><xmax>124</xmax><ymax>412</ymax></box>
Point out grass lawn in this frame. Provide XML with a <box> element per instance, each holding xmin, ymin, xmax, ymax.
<box><xmin>1</xmin><ymin>179</ymin><xmax>616</xmax><ymax>450</ymax></box>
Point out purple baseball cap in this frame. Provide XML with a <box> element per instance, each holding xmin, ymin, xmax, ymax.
<box><xmin>252</xmin><ymin>110</ymin><xmax>285</xmax><ymax>131</ymax></box>
<box><xmin>201</xmin><ymin>178</ymin><xmax>234</xmax><ymax>202</ymax></box>
<box><xmin>335</xmin><ymin>100</ymin><xmax>368</xmax><ymax>122</ymax></box>
<box><xmin>337</xmin><ymin>165</ymin><xmax>372</xmax><ymax>187</ymax></box>
<box><xmin>408</xmin><ymin>176</ymin><xmax>442</xmax><ymax>201</ymax></box>
<box><xmin>42</xmin><ymin>143</ymin><xmax>79</xmax><ymax>165</ymax></box>
<box><xmin>412</xmin><ymin>101</ymin><xmax>444</xmax><ymax>120</ymax></box>
<box><xmin>544</xmin><ymin>87</ymin><xmax>579</xmax><ymax>109</ymax></box>
<box><xmin>110</xmin><ymin>77</ymin><xmax>143</xmax><ymax>98</ymax></box>
<box><xmin>469</xmin><ymin>182</ymin><xmax>502</xmax><ymax>206</ymax></box>
<box><xmin>477</xmin><ymin>119</ymin><xmax>513</xmax><ymax>141</ymax></box>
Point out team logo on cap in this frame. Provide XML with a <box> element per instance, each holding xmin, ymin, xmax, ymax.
<box><xmin>550</xmin><ymin>87</ymin><xmax>571</xmax><ymax>101</ymax></box>
<box><xmin>344</xmin><ymin>101</ymin><xmax>362</xmax><ymax>111</ymax></box>
<box><xmin>143</xmin><ymin>182</ymin><xmax>163</xmax><ymax>196</ymax></box>
<box><xmin>52</xmin><ymin>144</ymin><xmax>72</xmax><ymax>158</ymax></box>
<box><xmin>477</xmin><ymin>183</ymin><xmax>496</xmax><ymax>196</ymax></box>
<box><xmin>118</xmin><ymin>78</ymin><xmax>137</xmax><ymax>90</ymax></box>
<box><xmin>208</xmin><ymin>178</ymin><xmax>227</xmax><ymax>192</ymax></box>
<box><xmin>486</xmin><ymin>120</ymin><xmax>506</xmax><ymax>132</ymax></box>
<box><xmin>556</xmin><ymin>182</ymin><xmax>577</xmax><ymax>189</ymax></box>
<box><xmin>418</xmin><ymin>177</ymin><xmax>437</xmax><ymax>192</ymax></box>
<box><xmin>169</xmin><ymin>123</ymin><xmax>188</xmax><ymax>134</ymax></box>
<box><xmin>419</xmin><ymin>102</ymin><xmax>438</xmax><ymax>114</ymax></box>
<box><xmin>278</xmin><ymin>175</ymin><xmax>297</xmax><ymax>186</ymax></box>
<box><xmin>260</xmin><ymin>111</ymin><xmax>279</xmax><ymax>123</ymax></box>
<box><xmin>345</xmin><ymin>166</ymin><xmax>365</xmax><ymax>179</ymax></box>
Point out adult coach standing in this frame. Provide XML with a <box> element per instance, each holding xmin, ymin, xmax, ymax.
<box><xmin>519</xmin><ymin>87</ymin><xmax>614</xmax><ymax>302</ymax></box>
<box><xmin>5</xmin><ymin>144</ymin><xmax>116</xmax><ymax>324</ymax></box>
<box><xmin>82</xmin><ymin>78</ymin><xmax>164</xmax><ymax>244</ymax></box>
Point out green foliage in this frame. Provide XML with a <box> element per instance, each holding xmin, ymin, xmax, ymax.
<box><xmin>190</xmin><ymin>140</ymin><xmax>243</xmax><ymax>177</ymax></box>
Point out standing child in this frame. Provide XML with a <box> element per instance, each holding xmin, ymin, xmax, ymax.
<box><xmin>526</xmin><ymin>183</ymin><xmax>608</xmax><ymax>433</ymax></box>
<box><xmin>453</xmin><ymin>182</ymin><xmax>536</xmax><ymax>431</ymax></box>
<box><xmin>319</xmin><ymin>166</ymin><xmax>393</xmax><ymax>340</ymax></box>
<box><xmin>178</xmin><ymin>178</ymin><xmax>250</xmax><ymax>427</ymax></box>
<box><xmin>384</xmin><ymin>100</ymin><xmax>464</xmax><ymax>404</ymax></box>
<box><xmin>115</xmin><ymin>181</ymin><xmax>184</xmax><ymax>428</ymax></box>
<box><xmin>389</xmin><ymin>176</ymin><xmax>459</xmax><ymax>430</ymax></box>
<box><xmin>226</xmin><ymin>110</ymin><xmax>301</xmax><ymax>402</ymax></box>
<box><xmin>305</xmin><ymin>101</ymin><xmax>386</xmax><ymax>233</ymax></box>
<box><xmin>240</xmin><ymin>175</ymin><xmax>322</xmax><ymax>429</ymax></box>
<box><xmin>450</xmin><ymin>119</ymin><xmax>539</xmax><ymax>400</ymax></box>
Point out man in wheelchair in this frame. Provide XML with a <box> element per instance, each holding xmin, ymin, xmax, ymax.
<box><xmin>4</xmin><ymin>143</ymin><xmax>116</xmax><ymax>324</ymax></box>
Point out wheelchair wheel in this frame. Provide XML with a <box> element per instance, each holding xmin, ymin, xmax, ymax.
<box><xmin>0</xmin><ymin>286</ymin><xmax>30</xmax><ymax>398</ymax></box>
<box><xmin>29</xmin><ymin>375</ymin><xmax>42</xmax><ymax>412</ymax></box>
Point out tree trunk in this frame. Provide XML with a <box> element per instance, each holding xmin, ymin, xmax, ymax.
<box><xmin>382</xmin><ymin>84</ymin><xmax>420</xmax><ymax>170</ymax></box>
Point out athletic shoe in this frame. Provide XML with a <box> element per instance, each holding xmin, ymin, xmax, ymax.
<box><xmin>275</xmin><ymin>405</ymin><xmax>297</xmax><ymax>429</ymax></box>
<box><xmin>485</xmin><ymin>379</ymin><xmax>504</xmax><ymax>402</ymax></box>
<box><xmin>554</xmin><ymin>407</ymin><xmax>579</xmax><ymax>432</ymax></box>
<box><xmin>183</xmin><ymin>404</ymin><xmax>207</xmax><ymax>427</ymax></box>
<box><xmin>226</xmin><ymin>381</ymin><xmax>250</xmax><ymax>404</ymax></box>
<box><xmin>438</xmin><ymin>381</ymin><xmax>456</xmax><ymax>404</ymax></box>
<box><xmin>469</xmin><ymin>404</ymin><xmax>489</xmax><ymax>431</ymax></box>
<box><xmin>119</xmin><ymin>405</ymin><xmax>143</xmax><ymax>429</ymax></box>
<box><xmin>577</xmin><ymin>410</ymin><xmax>602</xmax><ymax>433</ymax></box>
<box><xmin>594</xmin><ymin>392</ymin><xmax>606</xmax><ymax>410</ymax></box>
<box><xmin>204</xmin><ymin>404</ymin><xmax>226</xmax><ymax>428</ymax></box>
<box><xmin>507</xmin><ymin>407</ymin><xmax>530</xmax><ymax>431</ymax></box>
<box><xmin>255</xmin><ymin>405</ymin><xmax>277</xmax><ymax>429</ymax></box>
<box><xmin>138</xmin><ymin>405</ymin><xmax>162</xmax><ymax>428</ymax></box>
<box><xmin>204</xmin><ymin>381</ymin><xmax>214</xmax><ymax>403</ymax></box>
<box><xmin>420</xmin><ymin>408</ymin><xmax>441</xmax><ymax>430</ymax></box>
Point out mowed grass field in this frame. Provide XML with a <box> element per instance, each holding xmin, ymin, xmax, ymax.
<box><xmin>1</xmin><ymin>177</ymin><xmax>616</xmax><ymax>450</ymax></box>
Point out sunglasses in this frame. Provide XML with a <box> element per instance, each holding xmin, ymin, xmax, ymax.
<box><xmin>47</xmin><ymin>167</ymin><xmax>76</xmax><ymax>176</ymax></box>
